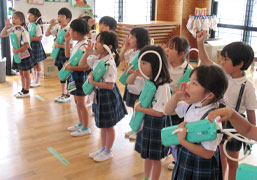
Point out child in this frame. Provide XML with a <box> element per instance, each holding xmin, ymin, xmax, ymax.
<box><xmin>45</xmin><ymin>7</ymin><xmax>72</xmax><ymax>103</ymax></box>
<box><xmin>129</xmin><ymin>45</ymin><xmax>171</xmax><ymax>180</ymax></box>
<box><xmin>165</xmin><ymin>65</ymin><xmax>228</xmax><ymax>180</ymax></box>
<box><xmin>99</xmin><ymin>16</ymin><xmax>117</xmax><ymax>32</ymax></box>
<box><xmin>197</xmin><ymin>31</ymin><xmax>257</xmax><ymax>180</ymax></box>
<box><xmin>208</xmin><ymin>108</ymin><xmax>257</xmax><ymax>141</ymax></box>
<box><xmin>1</xmin><ymin>11</ymin><xmax>36</xmax><ymax>98</ymax></box>
<box><xmin>165</xmin><ymin>37</ymin><xmax>192</xmax><ymax>170</ymax></box>
<box><xmin>63</xmin><ymin>19</ymin><xmax>91</xmax><ymax>136</ymax></box>
<box><xmin>79</xmin><ymin>31</ymin><xmax>127</xmax><ymax>162</ymax></box>
<box><xmin>27</xmin><ymin>8</ymin><xmax>46</xmax><ymax>88</ymax></box>
<box><xmin>79</xmin><ymin>15</ymin><xmax>95</xmax><ymax>30</ymax></box>
<box><xmin>120</xmin><ymin>27</ymin><xmax>150</xmax><ymax>140</ymax></box>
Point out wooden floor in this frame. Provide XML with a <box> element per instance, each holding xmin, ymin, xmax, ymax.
<box><xmin>0</xmin><ymin>74</ymin><xmax>256</xmax><ymax>180</ymax></box>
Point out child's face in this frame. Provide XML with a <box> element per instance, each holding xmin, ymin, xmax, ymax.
<box><xmin>128</xmin><ymin>34</ymin><xmax>137</xmax><ymax>49</ymax></box>
<box><xmin>57</xmin><ymin>14</ymin><xmax>70</xmax><ymax>27</ymax></box>
<box><xmin>165</xmin><ymin>44</ymin><xmax>183</xmax><ymax>64</ymax></box>
<box><xmin>184</xmin><ymin>72</ymin><xmax>209</xmax><ymax>104</ymax></box>
<box><xmin>95</xmin><ymin>35</ymin><xmax>106</xmax><ymax>55</ymax></box>
<box><xmin>88</xmin><ymin>18</ymin><xmax>95</xmax><ymax>29</ymax></box>
<box><xmin>12</xmin><ymin>14</ymin><xmax>23</xmax><ymax>26</ymax></box>
<box><xmin>140</xmin><ymin>60</ymin><xmax>152</xmax><ymax>79</ymax></box>
<box><xmin>220</xmin><ymin>52</ymin><xmax>241</xmax><ymax>75</ymax></box>
<box><xmin>70</xmin><ymin>29</ymin><xmax>77</xmax><ymax>40</ymax></box>
<box><xmin>27</xmin><ymin>13</ymin><xmax>36</xmax><ymax>23</ymax></box>
<box><xmin>99</xmin><ymin>23</ymin><xmax>110</xmax><ymax>32</ymax></box>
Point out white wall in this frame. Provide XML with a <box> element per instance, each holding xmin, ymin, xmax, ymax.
<box><xmin>13</xmin><ymin>0</ymin><xmax>89</xmax><ymax>23</ymax></box>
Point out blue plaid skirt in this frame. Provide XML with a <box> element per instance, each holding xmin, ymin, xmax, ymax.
<box><xmin>31</xmin><ymin>41</ymin><xmax>46</xmax><ymax>62</ymax></box>
<box><xmin>135</xmin><ymin>115</ymin><xmax>171</xmax><ymax>160</ymax></box>
<box><xmin>16</xmin><ymin>49</ymin><xmax>37</xmax><ymax>71</ymax></box>
<box><xmin>93</xmin><ymin>83</ymin><xmax>128</xmax><ymax>128</ymax></box>
<box><xmin>55</xmin><ymin>48</ymin><xmax>68</xmax><ymax>67</ymax></box>
<box><xmin>172</xmin><ymin>146</ymin><xmax>222</xmax><ymax>180</ymax></box>
<box><xmin>123</xmin><ymin>86</ymin><xmax>140</xmax><ymax>108</ymax></box>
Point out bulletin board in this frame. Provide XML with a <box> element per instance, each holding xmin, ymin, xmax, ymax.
<box><xmin>44</xmin><ymin>0</ymin><xmax>69</xmax><ymax>2</ymax></box>
<box><xmin>27</xmin><ymin>0</ymin><xmax>44</xmax><ymax>4</ymax></box>
<box><xmin>71</xmin><ymin>0</ymin><xmax>92</xmax><ymax>9</ymax></box>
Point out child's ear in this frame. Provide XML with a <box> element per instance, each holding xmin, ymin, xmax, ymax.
<box><xmin>108</xmin><ymin>45</ymin><xmax>113</xmax><ymax>51</ymax></box>
<box><xmin>178</xmin><ymin>51</ymin><xmax>185</xmax><ymax>58</ymax></box>
<box><xmin>238</xmin><ymin>61</ymin><xmax>244</xmax><ymax>69</ymax></box>
<box><xmin>207</xmin><ymin>92</ymin><xmax>215</xmax><ymax>102</ymax></box>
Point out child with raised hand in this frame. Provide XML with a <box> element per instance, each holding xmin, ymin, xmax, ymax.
<box><xmin>120</xmin><ymin>27</ymin><xmax>150</xmax><ymax>140</ymax></box>
<box><xmin>63</xmin><ymin>19</ymin><xmax>91</xmax><ymax>136</ymax></box>
<box><xmin>165</xmin><ymin>65</ymin><xmax>228</xmax><ymax>180</ymax></box>
<box><xmin>197</xmin><ymin>30</ymin><xmax>257</xmax><ymax>180</ymax></box>
<box><xmin>128</xmin><ymin>45</ymin><xmax>171</xmax><ymax>180</ymax></box>
<box><xmin>165</xmin><ymin>36</ymin><xmax>192</xmax><ymax>170</ymax></box>
<box><xmin>45</xmin><ymin>7</ymin><xmax>72</xmax><ymax>103</ymax></box>
<box><xmin>98</xmin><ymin>16</ymin><xmax>117</xmax><ymax>32</ymax></box>
<box><xmin>79</xmin><ymin>31</ymin><xmax>127</xmax><ymax>162</ymax></box>
<box><xmin>27</xmin><ymin>8</ymin><xmax>46</xmax><ymax>88</ymax></box>
<box><xmin>208</xmin><ymin>108</ymin><xmax>257</xmax><ymax>141</ymax></box>
<box><xmin>1</xmin><ymin>11</ymin><xmax>36</xmax><ymax>98</ymax></box>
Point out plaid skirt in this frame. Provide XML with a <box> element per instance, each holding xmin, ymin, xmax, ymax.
<box><xmin>123</xmin><ymin>86</ymin><xmax>140</xmax><ymax>108</ymax></box>
<box><xmin>16</xmin><ymin>49</ymin><xmax>37</xmax><ymax>71</ymax></box>
<box><xmin>170</xmin><ymin>114</ymin><xmax>184</xmax><ymax>126</ymax></box>
<box><xmin>55</xmin><ymin>48</ymin><xmax>68</xmax><ymax>67</ymax></box>
<box><xmin>31</xmin><ymin>41</ymin><xmax>46</xmax><ymax>62</ymax></box>
<box><xmin>135</xmin><ymin>115</ymin><xmax>171</xmax><ymax>160</ymax></box>
<box><xmin>172</xmin><ymin>146</ymin><xmax>222</xmax><ymax>180</ymax></box>
<box><xmin>93</xmin><ymin>83</ymin><xmax>128</xmax><ymax>128</ymax></box>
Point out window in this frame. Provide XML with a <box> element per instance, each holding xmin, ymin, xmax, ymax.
<box><xmin>94</xmin><ymin>0</ymin><xmax>154</xmax><ymax>22</ymax></box>
<box><xmin>215</xmin><ymin>0</ymin><xmax>257</xmax><ymax>52</ymax></box>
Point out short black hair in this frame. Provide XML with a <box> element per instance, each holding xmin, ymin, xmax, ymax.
<box><xmin>70</xmin><ymin>19</ymin><xmax>90</xmax><ymax>36</ymax></box>
<box><xmin>190</xmin><ymin>65</ymin><xmax>228</xmax><ymax>104</ymax></box>
<box><xmin>80</xmin><ymin>15</ymin><xmax>95</xmax><ymax>30</ymax></box>
<box><xmin>130</xmin><ymin>27</ymin><xmax>150</xmax><ymax>50</ymax></box>
<box><xmin>221</xmin><ymin>41</ymin><xmax>254</xmax><ymax>70</ymax></box>
<box><xmin>58</xmin><ymin>8</ymin><xmax>72</xmax><ymax>21</ymax></box>
<box><xmin>167</xmin><ymin>37</ymin><xmax>190</xmax><ymax>60</ymax></box>
<box><xmin>139</xmin><ymin>45</ymin><xmax>171</xmax><ymax>87</ymax></box>
<box><xmin>99</xmin><ymin>16</ymin><xmax>117</xmax><ymax>31</ymax></box>
<box><xmin>96</xmin><ymin>31</ymin><xmax>120</xmax><ymax>67</ymax></box>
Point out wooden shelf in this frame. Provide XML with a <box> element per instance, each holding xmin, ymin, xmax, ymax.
<box><xmin>116</xmin><ymin>21</ymin><xmax>180</xmax><ymax>49</ymax></box>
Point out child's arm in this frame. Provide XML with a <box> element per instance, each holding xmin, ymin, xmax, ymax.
<box><xmin>164</xmin><ymin>83</ymin><xmax>186</xmax><ymax>115</ymax></box>
<box><xmin>126</xmin><ymin>69</ymin><xmax>140</xmax><ymax>85</ymax></box>
<box><xmin>135</xmin><ymin>100</ymin><xmax>164</xmax><ymax>117</ymax></box>
<box><xmin>177</xmin><ymin>122</ymin><xmax>215</xmax><ymax>159</ymax></box>
<box><xmin>119</xmin><ymin>38</ymin><xmax>130</xmax><ymax>62</ymax></box>
<box><xmin>78</xmin><ymin>42</ymin><xmax>94</xmax><ymax>68</ymax></box>
<box><xmin>196</xmin><ymin>31</ymin><xmax>214</xmax><ymax>65</ymax></box>
<box><xmin>30</xmin><ymin>36</ymin><xmax>42</xmax><ymax>41</ymax></box>
<box><xmin>246</xmin><ymin>110</ymin><xmax>256</xmax><ymax>125</ymax></box>
<box><xmin>64</xmin><ymin>62</ymin><xmax>90</xmax><ymax>71</ymax></box>
<box><xmin>64</xmin><ymin>31</ymin><xmax>71</xmax><ymax>58</ymax></box>
<box><xmin>13</xmin><ymin>42</ymin><xmax>29</xmax><ymax>54</ymax></box>
<box><xmin>45</xmin><ymin>19</ymin><xmax>56</xmax><ymax>37</ymax></box>
<box><xmin>88</xmin><ymin>72</ymin><xmax>114</xmax><ymax>90</ymax></box>
<box><xmin>1</xmin><ymin>19</ymin><xmax>12</xmax><ymax>37</ymax></box>
<box><xmin>208</xmin><ymin>108</ymin><xmax>257</xmax><ymax>141</ymax></box>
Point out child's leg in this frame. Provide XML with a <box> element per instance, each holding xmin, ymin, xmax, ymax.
<box><xmin>144</xmin><ymin>158</ymin><xmax>153</xmax><ymax>179</ymax></box>
<box><xmin>75</xmin><ymin>96</ymin><xmax>89</xmax><ymax>127</ymax></box>
<box><xmin>23</xmin><ymin>70</ymin><xmax>31</xmax><ymax>91</ymax></box>
<box><xmin>19</xmin><ymin>70</ymin><xmax>25</xmax><ymax>89</ymax></box>
<box><xmin>61</xmin><ymin>82</ymin><xmax>66</xmax><ymax>95</ymax></box>
<box><xmin>151</xmin><ymin>160</ymin><xmax>162</xmax><ymax>180</ymax></box>
<box><xmin>35</xmin><ymin>63</ymin><xmax>41</xmax><ymax>84</ymax></box>
<box><xmin>227</xmin><ymin>150</ymin><xmax>239</xmax><ymax>180</ymax></box>
<box><xmin>105</xmin><ymin>127</ymin><xmax>115</xmax><ymax>150</ymax></box>
<box><xmin>220</xmin><ymin>144</ymin><xmax>227</xmax><ymax>179</ymax></box>
<box><xmin>101</xmin><ymin>128</ymin><xmax>107</xmax><ymax>148</ymax></box>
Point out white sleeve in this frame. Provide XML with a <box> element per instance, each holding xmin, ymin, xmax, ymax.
<box><xmin>175</xmin><ymin>101</ymin><xmax>189</xmax><ymax>118</ymax></box>
<box><xmin>152</xmin><ymin>84</ymin><xmax>171</xmax><ymax>113</ymax></box>
<box><xmin>21</xmin><ymin>31</ymin><xmax>30</xmax><ymax>43</ymax></box>
<box><xmin>201</xmin><ymin>131</ymin><xmax>223</xmax><ymax>151</ymax></box>
<box><xmin>244</xmin><ymin>82</ymin><xmax>257</xmax><ymax>110</ymax></box>
<box><xmin>87</xmin><ymin>55</ymin><xmax>97</xmax><ymax>68</ymax></box>
<box><xmin>35</xmin><ymin>24</ymin><xmax>43</xmax><ymax>37</ymax></box>
<box><xmin>103</xmin><ymin>64</ymin><xmax>117</xmax><ymax>83</ymax></box>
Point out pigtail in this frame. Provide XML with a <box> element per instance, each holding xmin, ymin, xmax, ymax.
<box><xmin>113</xmin><ymin>48</ymin><xmax>120</xmax><ymax>67</ymax></box>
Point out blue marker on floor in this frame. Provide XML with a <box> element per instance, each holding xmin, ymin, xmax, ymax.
<box><xmin>47</xmin><ymin>147</ymin><xmax>70</xmax><ymax>166</ymax></box>
<box><xmin>35</xmin><ymin>95</ymin><xmax>45</xmax><ymax>101</ymax></box>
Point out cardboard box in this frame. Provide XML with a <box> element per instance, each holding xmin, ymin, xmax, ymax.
<box><xmin>40</xmin><ymin>57</ymin><xmax>58</xmax><ymax>78</ymax></box>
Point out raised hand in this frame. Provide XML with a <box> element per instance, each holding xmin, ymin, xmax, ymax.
<box><xmin>5</xmin><ymin>19</ymin><xmax>12</xmax><ymax>28</ymax></box>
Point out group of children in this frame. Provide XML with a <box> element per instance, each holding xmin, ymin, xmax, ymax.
<box><xmin>1</xmin><ymin>6</ymin><xmax>257</xmax><ymax>180</ymax></box>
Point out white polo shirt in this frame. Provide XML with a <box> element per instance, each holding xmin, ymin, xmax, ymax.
<box><xmin>152</xmin><ymin>83</ymin><xmax>171</xmax><ymax>114</ymax></box>
<box><xmin>175</xmin><ymin>101</ymin><xmax>222</xmax><ymax>151</ymax></box>
<box><xmin>70</xmin><ymin>39</ymin><xmax>87</xmax><ymax>57</ymax></box>
<box><xmin>87</xmin><ymin>54</ymin><xmax>117</xmax><ymax>83</ymax></box>
<box><xmin>7</xmin><ymin>26</ymin><xmax>30</xmax><ymax>48</ymax></box>
<box><xmin>169</xmin><ymin>61</ymin><xmax>192</xmax><ymax>93</ymax></box>
<box><xmin>225</xmin><ymin>74</ymin><xmax>257</xmax><ymax>114</ymax></box>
